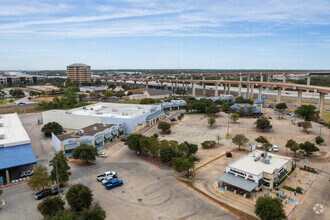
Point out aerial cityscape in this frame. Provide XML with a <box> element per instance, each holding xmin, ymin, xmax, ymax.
<box><xmin>0</xmin><ymin>1</ymin><xmax>329</xmax><ymax>220</ymax></box>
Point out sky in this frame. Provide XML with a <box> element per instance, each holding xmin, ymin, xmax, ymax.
<box><xmin>1</xmin><ymin>0</ymin><xmax>330</xmax><ymax>70</ymax></box>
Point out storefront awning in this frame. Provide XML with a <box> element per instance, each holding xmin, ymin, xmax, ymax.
<box><xmin>0</xmin><ymin>144</ymin><xmax>37</xmax><ymax>170</ymax></box>
<box><xmin>217</xmin><ymin>173</ymin><xmax>258</xmax><ymax>192</ymax></box>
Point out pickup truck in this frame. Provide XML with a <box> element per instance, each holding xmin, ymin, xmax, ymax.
<box><xmin>105</xmin><ymin>179</ymin><xmax>123</xmax><ymax>190</ymax></box>
<box><xmin>96</xmin><ymin>171</ymin><xmax>117</xmax><ymax>182</ymax></box>
<box><xmin>102</xmin><ymin>175</ymin><xmax>118</xmax><ymax>185</ymax></box>
<box><xmin>35</xmin><ymin>188</ymin><xmax>58</xmax><ymax>200</ymax></box>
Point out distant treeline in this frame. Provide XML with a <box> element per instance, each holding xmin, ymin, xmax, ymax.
<box><xmin>291</xmin><ymin>76</ymin><xmax>330</xmax><ymax>87</ymax></box>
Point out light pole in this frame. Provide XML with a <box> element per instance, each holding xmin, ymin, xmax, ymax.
<box><xmin>225</xmin><ymin>115</ymin><xmax>230</xmax><ymax>140</ymax></box>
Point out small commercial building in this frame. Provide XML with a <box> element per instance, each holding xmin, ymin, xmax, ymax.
<box><xmin>129</xmin><ymin>89</ymin><xmax>172</xmax><ymax>100</ymax></box>
<box><xmin>0</xmin><ymin>113</ymin><xmax>37</xmax><ymax>185</ymax></box>
<box><xmin>161</xmin><ymin>100</ymin><xmax>187</xmax><ymax>110</ymax></box>
<box><xmin>52</xmin><ymin>123</ymin><xmax>125</xmax><ymax>156</ymax></box>
<box><xmin>79</xmin><ymin>86</ymin><xmax>109</xmax><ymax>93</ymax></box>
<box><xmin>42</xmin><ymin>102</ymin><xmax>166</xmax><ymax>134</ymax></box>
<box><xmin>217</xmin><ymin>151</ymin><xmax>292</xmax><ymax>196</ymax></box>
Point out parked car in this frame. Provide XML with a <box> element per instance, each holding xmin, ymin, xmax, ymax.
<box><xmin>97</xmin><ymin>152</ymin><xmax>107</xmax><ymax>158</ymax></box>
<box><xmin>102</xmin><ymin>176</ymin><xmax>118</xmax><ymax>185</ymax></box>
<box><xmin>96</xmin><ymin>171</ymin><xmax>117</xmax><ymax>182</ymax></box>
<box><xmin>267</xmin><ymin>145</ymin><xmax>279</xmax><ymax>152</ymax></box>
<box><xmin>20</xmin><ymin>170</ymin><xmax>34</xmax><ymax>178</ymax></box>
<box><xmin>104</xmin><ymin>179</ymin><xmax>123</xmax><ymax>190</ymax></box>
<box><xmin>226</xmin><ymin>151</ymin><xmax>232</xmax><ymax>157</ymax></box>
<box><xmin>35</xmin><ymin>188</ymin><xmax>58</xmax><ymax>200</ymax></box>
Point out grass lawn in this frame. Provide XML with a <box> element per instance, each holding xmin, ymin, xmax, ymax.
<box><xmin>0</xmin><ymin>98</ymin><xmax>19</xmax><ymax>105</ymax></box>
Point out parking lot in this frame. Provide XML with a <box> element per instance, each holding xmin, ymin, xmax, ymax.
<box><xmin>0</xmin><ymin>113</ymin><xmax>238</xmax><ymax>220</ymax></box>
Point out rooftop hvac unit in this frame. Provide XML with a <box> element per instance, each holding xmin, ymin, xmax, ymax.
<box><xmin>83</xmin><ymin>107</ymin><xmax>87</xmax><ymax>110</ymax></box>
<box><xmin>254</xmin><ymin>156</ymin><xmax>260</xmax><ymax>162</ymax></box>
<box><xmin>0</xmin><ymin>134</ymin><xmax>5</xmax><ymax>139</ymax></box>
<box><xmin>261</xmin><ymin>158</ymin><xmax>270</xmax><ymax>164</ymax></box>
<box><xmin>79</xmin><ymin>129</ymin><xmax>84</xmax><ymax>135</ymax></box>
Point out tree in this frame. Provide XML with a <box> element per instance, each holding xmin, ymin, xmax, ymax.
<box><xmin>205</xmin><ymin>105</ymin><xmax>220</xmax><ymax>116</ymax></box>
<box><xmin>255</xmin><ymin>136</ymin><xmax>269</xmax><ymax>147</ymax></box>
<box><xmin>201</xmin><ymin>141</ymin><xmax>216</xmax><ymax>149</ymax></box>
<box><xmin>139</xmin><ymin>136</ymin><xmax>159</xmax><ymax>157</ymax></box>
<box><xmin>9</xmin><ymin>89</ymin><xmax>25</xmax><ymax>97</ymax></box>
<box><xmin>158</xmin><ymin>122</ymin><xmax>171</xmax><ymax>133</ymax></box>
<box><xmin>81</xmin><ymin>202</ymin><xmax>106</xmax><ymax>220</ymax></box>
<box><xmin>208</xmin><ymin>117</ymin><xmax>216</xmax><ymax>128</ymax></box>
<box><xmin>230</xmin><ymin>113</ymin><xmax>239</xmax><ymax>123</ymax></box>
<box><xmin>221</xmin><ymin>102</ymin><xmax>230</xmax><ymax>112</ymax></box>
<box><xmin>28</xmin><ymin>165</ymin><xmax>51</xmax><ymax>190</ymax></box>
<box><xmin>49</xmin><ymin>151</ymin><xmax>71</xmax><ymax>186</ymax></box>
<box><xmin>178</xmin><ymin>141</ymin><xmax>198</xmax><ymax>156</ymax></box>
<box><xmin>315</xmin><ymin>136</ymin><xmax>324</xmax><ymax>145</ymax></box>
<box><xmin>255</xmin><ymin>197</ymin><xmax>286</xmax><ymax>220</ymax></box>
<box><xmin>298</xmin><ymin>121</ymin><xmax>312</xmax><ymax>133</ymax></box>
<box><xmin>275</xmin><ymin>103</ymin><xmax>288</xmax><ymax>119</ymax></box>
<box><xmin>295</xmin><ymin>105</ymin><xmax>319</xmax><ymax>121</ymax></box>
<box><xmin>255</xmin><ymin>117</ymin><xmax>272</xmax><ymax>130</ymax></box>
<box><xmin>66</xmin><ymin>183</ymin><xmax>93</xmax><ymax>212</ymax></box>
<box><xmin>126</xmin><ymin>134</ymin><xmax>144</xmax><ymax>154</ymax></box>
<box><xmin>285</xmin><ymin>139</ymin><xmax>299</xmax><ymax>156</ymax></box>
<box><xmin>159</xmin><ymin>147</ymin><xmax>177</xmax><ymax>163</ymax></box>
<box><xmin>216</xmin><ymin>134</ymin><xmax>222</xmax><ymax>144</ymax></box>
<box><xmin>232</xmin><ymin>134</ymin><xmax>249</xmax><ymax>150</ymax></box>
<box><xmin>72</xmin><ymin>144</ymin><xmax>98</xmax><ymax>163</ymax></box>
<box><xmin>51</xmin><ymin>211</ymin><xmax>75</xmax><ymax>220</ymax></box>
<box><xmin>42</xmin><ymin>122</ymin><xmax>64</xmax><ymax>137</ymax></box>
<box><xmin>300</xmin><ymin>141</ymin><xmax>319</xmax><ymax>155</ymax></box>
<box><xmin>39</xmin><ymin>196</ymin><xmax>65</xmax><ymax>217</ymax></box>
<box><xmin>172</xmin><ymin>157</ymin><xmax>195</xmax><ymax>175</ymax></box>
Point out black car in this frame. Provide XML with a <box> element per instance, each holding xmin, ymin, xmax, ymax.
<box><xmin>35</xmin><ymin>188</ymin><xmax>58</xmax><ymax>200</ymax></box>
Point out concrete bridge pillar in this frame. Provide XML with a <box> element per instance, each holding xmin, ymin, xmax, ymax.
<box><xmin>318</xmin><ymin>93</ymin><xmax>325</xmax><ymax>117</ymax></box>
<box><xmin>297</xmin><ymin>90</ymin><xmax>302</xmax><ymax>107</ymax></box>
<box><xmin>260</xmin><ymin>74</ymin><xmax>264</xmax><ymax>82</ymax></box>
<box><xmin>146</xmin><ymin>81</ymin><xmax>149</xmax><ymax>89</ymax></box>
<box><xmin>307</xmin><ymin>75</ymin><xmax>311</xmax><ymax>86</ymax></box>
<box><xmin>192</xmin><ymin>82</ymin><xmax>196</xmax><ymax>97</ymax></box>
<box><xmin>227</xmin><ymin>84</ymin><xmax>231</xmax><ymax>95</ymax></box>
<box><xmin>250</xmin><ymin>84</ymin><xmax>254</xmax><ymax>99</ymax></box>
<box><xmin>246</xmin><ymin>84</ymin><xmax>250</xmax><ymax>98</ymax></box>
<box><xmin>277</xmin><ymin>88</ymin><xmax>282</xmax><ymax>103</ymax></box>
<box><xmin>258</xmin><ymin>87</ymin><xmax>262</xmax><ymax>100</ymax></box>
<box><xmin>238</xmin><ymin>83</ymin><xmax>242</xmax><ymax>97</ymax></box>
<box><xmin>215</xmin><ymin>83</ymin><xmax>219</xmax><ymax>96</ymax></box>
<box><xmin>267</xmin><ymin>74</ymin><xmax>270</xmax><ymax>82</ymax></box>
<box><xmin>223</xmin><ymin>84</ymin><xmax>227</xmax><ymax>95</ymax></box>
<box><xmin>203</xmin><ymin>83</ymin><xmax>206</xmax><ymax>96</ymax></box>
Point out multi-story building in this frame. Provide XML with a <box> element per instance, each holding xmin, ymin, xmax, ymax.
<box><xmin>67</xmin><ymin>63</ymin><xmax>92</xmax><ymax>83</ymax></box>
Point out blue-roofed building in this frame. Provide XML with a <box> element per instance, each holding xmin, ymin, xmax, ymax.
<box><xmin>0</xmin><ymin>113</ymin><xmax>37</xmax><ymax>185</ymax></box>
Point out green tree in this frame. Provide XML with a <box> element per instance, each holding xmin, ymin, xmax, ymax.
<box><xmin>9</xmin><ymin>89</ymin><xmax>25</xmax><ymax>97</ymax></box>
<box><xmin>158</xmin><ymin>122</ymin><xmax>171</xmax><ymax>133</ymax></box>
<box><xmin>255</xmin><ymin>197</ymin><xmax>286</xmax><ymax>220</ymax></box>
<box><xmin>42</xmin><ymin>122</ymin><xmax>64</xmax><ymax>137</ymax></box>
<box><xmin>208</xmin><ymin>117</ymin><xmax>216</xmax><ymax>128</ymax></box>
<box><xmin>255</xmin><ymin>136</ymin><xmax>269</xmax><ymax>148</ymax></box>
<box><xmin>238</xmin><ymin>107</ymin><xmax>245</xmax><ymax>117</ymax></box>
<box><xmin>172</xmin><ymin>157</ymin><xmax>195</xmax><ymax>175</ymax></box>
<box><xmin>49</xmin><ymin>151</ymin><xmax>71</xmax><ymax>186</ymax></box>
<box><xmin>39</xmin><ymin>196</ymin><xmax>65</xmax><ymax>217</ymax></box>
<box><xmin>255</xmin><ymin>117</ymin><xmax>272</xmax><ymax>130</ymax></box>
<box><xmin>81</xmin><ymin>202</ymin><xmax>106</xmax><ymax>220</ymax></box>
<box><xmin>230</xmin><ymin>113</ymin><xmax>239</xmax><ymax>123</ymax></box>
<box><xmin>51</xmin><ymin>211</ymin><xmax>75</xmax><ymax>220</ymax></box>
<box><xmin>232</xmin><ymin>134</ymin><xmax>249</xmax><ymax>150</ymax></box>
<box><xmin>72</xmin><ymin>144</ymin><xmax>98</xmax><ymax>163</ymax></box>
<box><xmin>66</xmin><ymin>183</ymin><xmax>93</xmax><ymax>212</ymax></box>
<box><xmin>159</xmin><ymin>147</ymin><xmax>177</xmax><ymax>163</ymax></box>
<box><xmin>205</xmin><ymin>105</ymin><xmax>220</xmax><ymax>116</ymax></box>
<box><xmin>300</xmin><ymin>141</ymin><xmax>319</xmax><ymax>155</ymax></box>
<box><xmin>28</xmin><ymin>165</ymin><xmax>51</xmax><ymax>190</ymax></box>
<box><xmin>315</xmin><ymin>136</ymin><xmax>324</xmax><ymax>145</ymax></box>
<box><xmin>275</xmin><ymin>103</ymin><xmax>288</xmax><ymax>119</ymax></box>
<box><xmin>297</xmin><ymin>121</ymin><xmax>312</xmax><ymax>133</ymax></box>
<box><xmin>177</xmin><ymin>141</ymin><xmax>198</xmax><ymax>156</ymax></box>
<box><xmin>221</xmin><ymin>102</ymin><xmax>230</xmax><ymax>112</ymax></box>
<box><xmin>295</xmin><ymin>105</ymin><xmax>319</xmax><ymax>121</ymax></box>
<box><xmin>139</xmin><ymin>136</ymin><xmax>159</xmax><ymax>157</ymax></box>
<box><xmin>285</xmin><ymin>139</ymin><xmax>299</xmax><ymax>156</ymax></box>
<box><xmin>125</xmin><ymin>134</ymin><xmax>144</xmax><ymax>154</ymax></box>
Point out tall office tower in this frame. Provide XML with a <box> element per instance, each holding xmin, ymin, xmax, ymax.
<box><xmin>67</xmin><ymin>63</ymin><xmax>92</xmax><ymax>83</ymax></box>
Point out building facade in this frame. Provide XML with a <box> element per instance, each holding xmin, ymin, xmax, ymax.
<box><xmin>52</xmin><ymin>123</ymin><xmax>125</xmax><ymax>156</ymax></box>
<box><xmin>67</xmin><ymin>63</ymin><xmax>92</xmax><ymax>83</ymax></box>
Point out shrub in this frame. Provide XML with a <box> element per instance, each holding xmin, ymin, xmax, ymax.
<box><xmin>201</xmin><ymin>141</ymin><xmax>216</xmax><ymax>149</ymax></box>
<box><xmin>38</xmin><ymin>196</ymin><xmax>65</xmax><ymax>217</ymax></box>
<box><xmin>315</xmin><ymin>136</ymin><xmax>324</xmax><ymax>145</ymax></box>
<box><xmin>296</xmin><ymin>187</ymin><xmax>303</xmax><ymax>194</ymax></box>
<box><xmin>283</xmin><ymin>185</ymin><xmax>295</xmax><ymax>192</ymax></box>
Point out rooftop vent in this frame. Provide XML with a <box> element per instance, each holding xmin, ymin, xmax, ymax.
<box><xmin>254</xmin><ymin>156</ymin><xmax>260</xmax><ymax>162</ymax></box>
<box><xmin>261</xmin><ymin>158</ymin><xmax>270</xmax><ymax>164</ymax></box>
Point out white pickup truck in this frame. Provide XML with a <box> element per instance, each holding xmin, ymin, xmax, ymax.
<box><xmin>96</xmin><ymin>171</ymin><xmax>117</xmax><ymax>182</ymax></box>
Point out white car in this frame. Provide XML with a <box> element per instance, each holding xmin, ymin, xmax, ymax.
<box><xmin>98</xmin><ymin>152</ymin><xmax>107</xmax><ymax>158</ymax></box>
<box><xmin>101</xmin><ymin>175</ymin><xmax>118</xmax><ymax>185</ymax></box>
<box><xmin>271</xmin><ymin>145</ymin><xmax>279</xmax><ymax>152</ymax></box>
<box><xmin>96</xmin><ymin>171</ymin><xmax>117</xmax><ymax>182</ymax></box>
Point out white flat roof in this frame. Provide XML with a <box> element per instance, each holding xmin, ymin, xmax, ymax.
<box><xmin>45</xmin><ymin>102</ymin><xmax>159</xmax><ymax>119</ymax></box>
<box><xmin>0</xmin><ymin>113</ymin><xmax>31</xmax><ymax>147</ymax></box>
<box><xmin>228</xmin><ymin>150</ymin><xmax>291</xmax><ymax>176</ymax></box>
